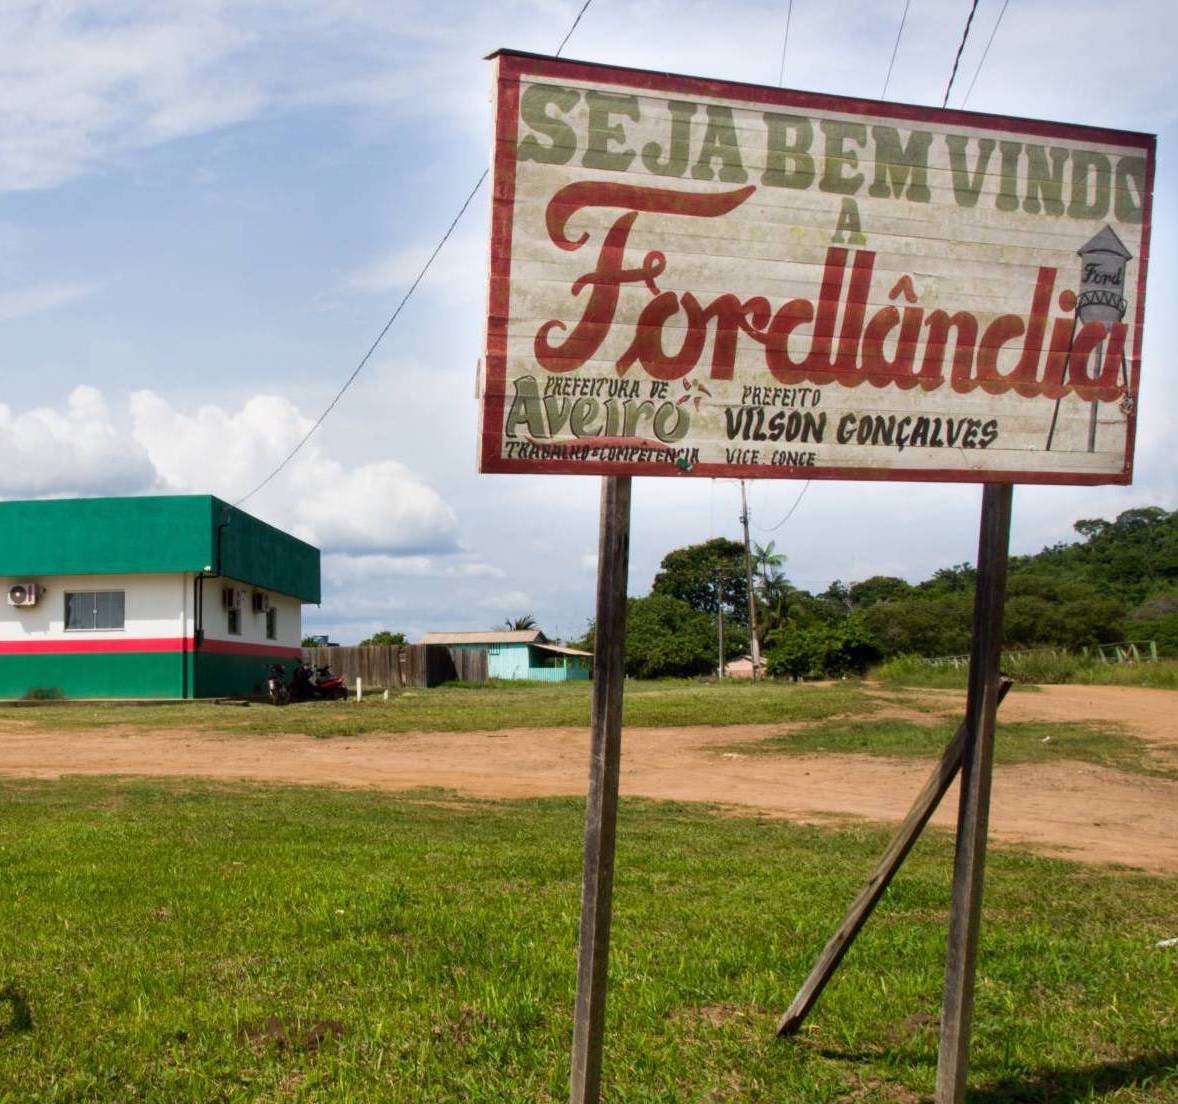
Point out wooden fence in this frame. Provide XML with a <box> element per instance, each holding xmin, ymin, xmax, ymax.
<box><xmin>301</xmin><ymin>645</ymin><xmax>488</xmax><ymax>689</ymax></box>
<box><xmin>924</xmin><ymin>641</ymin><xmax>1158</xmax><ymax>669</ymax></box>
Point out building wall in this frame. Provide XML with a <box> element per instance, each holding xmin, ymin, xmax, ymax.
<box><xmin>0</xmin><ymin>571</ymin><xmax>303</xmax><ymax>699</ymax></box>
<box><xmin>0</xmin><ymin>572</ymin><xmax>189</xmax><ymax>699</ymax></box>
<box><xmin>446</xmin><ymin>642</ymin><xmax>590</xmax><ymax>681</ymax></box>
<box><xmin>486</xmin><ymin>643</ymin><xmax>533</xmax><ymax>679</ymax></box>
<box><xmin>195</xmin><ymin>576</ymin><xmax>304</xmax><ymax>698</ymax></box>
<box><xmin>0</xmin><ymin>496</ymin><xmax>321</xmax><ymax>603</ymax></box>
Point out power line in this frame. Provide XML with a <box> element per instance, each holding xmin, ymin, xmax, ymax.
<box><xmin>234</xmin><ymin>0</ymin><xmax>597</xmax><ymax>508</ymax></box>
<box><xmin>757</xmin><ymin>480</ymin><xmax>810</xmax><ymax>532</ymax></box>
<box><xmin>942</xmin><ymin>0</ymin><xmax>981</xmax><ymax>108</ymax></box>
<box><xmin>233</xmin><ymin>172</ymin><xmax>487</xmax><ymax>506</ymax></box>
<box><xmin>556</xmin><ymin>0</ymin><xmax>594</xmax><ymax>58</ymax></box>
<box><xmin>880</xmin><ymin>0</ymin><xmax>912</xmax><ymax>99</ymax></box>
<box><xmin>777</xmin><ymin>0</ymin><xmax>794</xmax><ymax>86</ymax></box>
<box><xmin>960</xmin><ymin>0</ymin><xmax>1012</xmax><ymax>107</ymax></box>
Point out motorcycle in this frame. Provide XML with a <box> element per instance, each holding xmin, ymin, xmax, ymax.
<box><xmin>291</xmin><ymin>662</ymin><xmax>348</xmax><ymax>702</ymax></box>
<box><xmin>266</xmin><ymin>663</ymin><xmax>291</xmax><ymax>706</ymax></box>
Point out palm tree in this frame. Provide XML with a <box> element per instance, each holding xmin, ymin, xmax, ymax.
<box><xmin>504</xmin><ymin>614</ymin><xmax>538</xmax><ymax>631</ymax></box>
<box><xmin>758</xmin><ymin>574</ymin><xmax>795</xmax><ymax>635</ymax></box>
<box><xmin>752</xmin><ymin>541</ymin><xmax>786</xmax><ymax>593</ymax></box>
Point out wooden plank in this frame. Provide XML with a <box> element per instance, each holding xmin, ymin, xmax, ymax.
<box><xmin>569</xmin><ymin>475</ymin><xmax>632</xmax><ymax>1104</ymax></box>
<box><xmin>936</xmin><ymin>483</ymin><xmax>1013</xmax><ymax>1104</ymax></box>
<box><xmin>776</xmin><ymin>676</ymin><xmax>1013</xmax><ymax>1037</ymax></box>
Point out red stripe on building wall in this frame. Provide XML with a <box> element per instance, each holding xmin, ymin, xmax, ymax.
<box><xmin>199</xmin><ymin>639</ymin><xmax>302</xmax><ymax>659</ymax></box>
<box><xmin>0</xmin><ymin>638</ymin><xmax>301</xmax><ymax>659</ymax></box>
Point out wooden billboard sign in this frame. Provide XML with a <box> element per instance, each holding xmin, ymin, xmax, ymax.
<box><xmin>481</xmin><ymin>51</ymin><xmax>1152</xmax><ymax>486</ymax></box>
<box><xmin>479</xmin><ymin>49</ymin><xmax>1155</xmax><ymax>1104</ymax></box>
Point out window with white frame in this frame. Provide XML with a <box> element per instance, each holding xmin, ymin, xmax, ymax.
<box><xmin>65</xmin><ymin>591</ymin><xmax>125</xmax><ymax>631</ymax></box>
<box><xmin>227</xmin><ymin>607</ymin><xmax>242</xmax><ymax>635</ymax></box>
<box><xmin>265</xmin><ymin>607</ymin><xmax>277</xmax><ymax>640</ymax></box>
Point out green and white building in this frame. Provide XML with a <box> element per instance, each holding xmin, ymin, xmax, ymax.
<box><xmin>0</xmin><ymin>496</ymin><xmax>320</xmax><ymax>699</ymax></box>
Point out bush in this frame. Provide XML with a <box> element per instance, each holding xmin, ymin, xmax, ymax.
<box><xmin>22</xmin><ymin>687</ymin><xmax>64</xmax><ymax>701</ymax></box>
<box><xmin>623</xmin><ymin>594</ymin><xmax>722</xmax><ymax>679</ymax></box>
<box><xmin>764</xmin><ymin>617</ymin><xmax>880</xmax><ymax>679</ymax></box>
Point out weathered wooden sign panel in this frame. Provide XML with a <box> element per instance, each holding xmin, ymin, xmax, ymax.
<box><xmin>480</xmin><ymin>50</ymin><xmax>1154</xmax><ymax>484</ymax></box>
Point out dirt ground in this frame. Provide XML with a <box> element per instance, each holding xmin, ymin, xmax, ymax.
<box><xmin>0</xmin><ymin>684</ymin><xmax>1175</xmax><ymax>874</ymax></box>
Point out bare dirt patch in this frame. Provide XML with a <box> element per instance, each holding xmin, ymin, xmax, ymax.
<box><xmin>1</xmin><ymin>685</ymin><xmax>1175</xmax><ymax>874</ymax></box>
<box><xmin>993</xmin><ymin>683</ymin><xmax>1178</xmax><ymax>766</ymax></box>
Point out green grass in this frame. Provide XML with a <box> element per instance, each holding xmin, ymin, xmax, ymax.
<box><xmin>0</xmin><ymin>780</ymin><xmax>1174</xmax><ymax>1102</ymax></box>
<box><xmin>729</xmin><ymin>718</ymin><xmax>1177</xmax><ymax>778</ymax></box>
<box><xmin>874</xmin><ymin>655</ymin><xmax>1178</xmax><ymax>690</ymax></box>
<box><xmin>0</xmin><ymin>679</ymin><xmax>879</xmax><ymax>739</ymax></box>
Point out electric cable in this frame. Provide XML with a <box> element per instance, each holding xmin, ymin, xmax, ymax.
<box><xmin>235</xmin><ymin>172</ymin><xmax>486</xmax><ymax>506</ymax></box>
<box><xmin>556</xmin><ymin>0</ymin><xmax>594</xmax><ymax>58</ymax></box>
<box><xmin>235</xmin><ymin>0</ymin><xmax>597</xmax><ymax>507</ymax></box>
<box><xmin>960</xmin><ymin>0</ymin><xmax>1011</xmax><ymax>107</ymax></box>
<box><xmin>942</xmin><ymin>0</ymin><xmax>981</xmax><ymax>108</ymax></box>
<box><xmin>880</xmin><ymin>0</ymin><xmax>911</xmax><ymax>99</ymax></box>
<box><xmin>756</xmin><ymin>480</ymin><xmax>810</xmax><ymax>533</ymax></box>
<box><xmin>777</xmin><ymin>0</ymin><xmax>794</xmax><ymax>86</ymax></box>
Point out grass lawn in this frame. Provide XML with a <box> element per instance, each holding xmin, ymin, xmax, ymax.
<box><xmin>0</xmin><ymin>679</ymin><xmax>880</xmax><ymax>739</ymax></box>
<box><xmin>729</xmin><ymin>718</ymin><xmax>1178</xmax><ymax>778</ymax></box>
<box><xmin>0</xmin><ymin>780</ymin><xmax>1175</xmax><ymax>1102</ymax></box>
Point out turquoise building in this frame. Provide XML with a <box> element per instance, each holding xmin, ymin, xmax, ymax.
<box><xmin>420</xmin><ymin>630</ymin><xmax>591</xmax><ymax>681</ymax></box>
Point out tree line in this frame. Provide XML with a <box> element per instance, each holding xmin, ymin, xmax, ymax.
<box><xmin>576</xmin><ymin>506</ymin><xmax>1178</xmax><ymax>679</ymax></box>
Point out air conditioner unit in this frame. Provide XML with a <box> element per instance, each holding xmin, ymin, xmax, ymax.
<box><xmin>251</xmin><ymin>591</ymin><xmax>270</xmax><ymax>613</ymax></box>
<box><xmin>7</xmin><ymin>583</ymin><xmax>41</xmax><ymax>607</ymax></box>
<box><xmin>221</xmin><ymin>586</ymin><xmax>242</xmax><ymax>611</ymax></box>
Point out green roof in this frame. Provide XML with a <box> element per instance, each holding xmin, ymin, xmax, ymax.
<box><xmin>0</xmin><ymin>496</ymin><xmax>320</xmax><ymax>603</ymax></box>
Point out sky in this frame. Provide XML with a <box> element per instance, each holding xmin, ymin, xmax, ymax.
<box><xmin>1</xmin><ymin>0</ymin><xmax>1174</xmax><ymax>644</ymax></box>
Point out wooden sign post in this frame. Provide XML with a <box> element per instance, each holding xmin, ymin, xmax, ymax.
<box><xmin>570</xmin><ymin>475</ymin><xmax>632</xmax><ymax>1104</ymax></box>
<box><xmin>478</xmin><ymin>49</ymin><xmax>1154</xmax><ymax>1104</ymax></box>
<box><xmin>937</xmin><ymin>483</ymin><xmax>1012</xmax><ymax>1102</ymax></box>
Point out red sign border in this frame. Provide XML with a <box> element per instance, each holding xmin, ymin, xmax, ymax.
<box><xmin>480</xmin><ymin>49</ymin><xmax>1156</xmax><ymax>486</ymax></box>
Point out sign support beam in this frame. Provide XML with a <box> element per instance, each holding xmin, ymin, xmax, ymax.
<box><xmin>570</xmin><ymin>475</ymin><xmax>632</xmax><ymax>1104</ymax></box>
<box><xmin>776</xmin><ymin>677</ymin><xmax>1013</xmax><ymax>1038</ymax></box>
<box><xmin>936</xmin><ymin>482</ymin><xmax>1013</xmax><ymax>1103</ymax></box>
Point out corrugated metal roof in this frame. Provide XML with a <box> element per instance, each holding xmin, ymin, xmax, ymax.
<box><xmin>535</xmin><ymin>643</ymin><xmax>592</xmax><ymax>658</ymax></box>
<box><xmin>421</xmin><ymin>630</ymin><xmax>546</xmax><ymax>645</ymax></box>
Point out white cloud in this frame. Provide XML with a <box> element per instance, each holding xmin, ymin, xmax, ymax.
<box><xmin>477</xmin><ymin>589</ymin><xmax>533</xmax><ymax>612</ymax></box>
<box><xmin>0</xmin><ymin>283</ymin><xmax>95</xmax><ymax>321</ymax></box>
<box><xmin>0</xmin><ymin>385</ymin><xmax>461</xmax><ymax>556</ymax></box>
<box><xmin>0</xmin><ymin>385</ymin><xmax>154</xmax><ymax>497</ymax></box>
<box><xmin>289</xmin><ymin>459</ymin><xmax>458</xmax><ymax>554</ymax></box>
<box><xmin>347</xmin><ymin>227</ymin><xmax>486</xmax><ymax>297</ymax></box>
<box><xmin>323</xmin><ymin>554</ymin><xmax>436</xmax><ymax>583</ymax></box>
<box><xmin>0</xmin><ymin>4</ymin><xmax>261</xmax><ymax>190</ymax></box>
<box><xmin>127</xmin><ymin>389</ymin><xmax>459</xmax><ymax>554</ymax></box>
<box><xmin>128</xmin><ymin>391</ymin><xmax>313</xmax><ymax>498</ymax></box>
<box><xmin>457</xmin><ymin>562</ymin><xmax>505</xmax><ymax>578</ymax></box>
<box><xmin>0</xmin><ymin>0</ymin><xmax>576</xmax><ymax>194</ymax></box>
<box><xmin>323</xmin><ymin>552</ymin><xmax>505</xmax><ymax>585</ymax></box>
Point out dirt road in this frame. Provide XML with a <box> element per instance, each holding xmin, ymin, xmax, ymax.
<box><xmin>1</xmin><ymin>684</ymin><xmax>1174</xmax><ymax>873</ymax></box>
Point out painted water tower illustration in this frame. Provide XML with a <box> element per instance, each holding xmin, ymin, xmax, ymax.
<box><xmin>1077</xmin><ymin>226</ymin><xmax>1132</xmax><ymax>451</ymax></box>
<box><xmin>1077</xmin><ymin>225</ymin><xmax>1132</xmax><ymax>324</ymax></box>
<box><xmin>1046</xmin><ymin>225</ymin><xmax>1133</xmax><ymax>452</ymax></box>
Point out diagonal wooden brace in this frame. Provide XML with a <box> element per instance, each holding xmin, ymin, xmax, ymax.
<box><xmin>776</xmin><ymin>677</ymin><xmax>1014</xmax><ymax>1037</ymax></box>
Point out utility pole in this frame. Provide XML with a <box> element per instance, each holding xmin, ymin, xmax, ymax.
<box><xmin>739</xmin><ymin>480</ymin><xmax>762</xmax><ymax>679</ymax></box>
<box><xmin>716</xmin><ymin>570</ymin><xmax>725</xmax><ymax>679</ymax></box>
